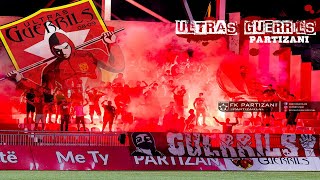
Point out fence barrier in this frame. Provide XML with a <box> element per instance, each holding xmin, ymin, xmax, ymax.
<box><xmin>0</xmin><ymin>130</ymin><xmax>128</xmax><ymax>146</ymax></box>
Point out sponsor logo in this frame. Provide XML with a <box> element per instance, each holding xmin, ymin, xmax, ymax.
<box><xmin>56</xmin><ymin>151</ymin><xmax>109</xmax><ymax>165</ymax></box>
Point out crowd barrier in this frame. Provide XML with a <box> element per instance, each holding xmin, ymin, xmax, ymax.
<box><xmin>0</xmin><ymin>131</ymin><xmax>319</xmax><ymax>171</ymax></box>
<box><xmin>0</xmin><ymin>130</ymin><xmax>128</xmax><ymax>146</ymax></box>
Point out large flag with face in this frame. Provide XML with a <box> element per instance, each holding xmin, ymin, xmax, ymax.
<box><xmin>0</xmin><ymin>0</ymin><xmax>123</xmax><ymax>89</ymax></box>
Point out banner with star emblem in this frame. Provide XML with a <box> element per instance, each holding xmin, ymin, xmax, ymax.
<box><xmin>0</xmin><ymin>0</ymin><xmax>124</xmax><ymax>89</ymax></box>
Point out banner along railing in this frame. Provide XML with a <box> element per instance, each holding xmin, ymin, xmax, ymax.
<box><xmin>0</xmin><ymin>130</ymin><xmax>128</xmax><ymax>147</ymax></box>
<box><xmin>0</xmin><ymin>130</ymin><xmax>296</xmax><ymax>148</ymax></box>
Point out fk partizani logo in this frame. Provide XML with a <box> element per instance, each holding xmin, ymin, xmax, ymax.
<box><xmin>218</xmin><ymin>102</ymin><xmax>229</xmax><ymax>112</ymax></box>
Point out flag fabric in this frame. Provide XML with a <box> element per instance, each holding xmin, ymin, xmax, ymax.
<box><xmin>0</xmin><ymin>0</ymin><xmax>110</xmax><ymax>86</ymax></box>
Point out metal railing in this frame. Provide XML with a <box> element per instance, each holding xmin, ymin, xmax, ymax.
<box><xmin>0</xmin><ymin>130</ymin><xmax>128</xmax><ymax>147</ymax></box>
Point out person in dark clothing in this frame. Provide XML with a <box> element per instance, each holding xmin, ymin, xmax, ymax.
<box><xmin>34</xmin><ymin>96</ymin><xmax>46</xmax><ymax>131</ymax></box>
<box><xmin>193</xmin><ymin>93</ymin><xmax>208</xmax><ymax>126</ymax></box>
<box><xmin>26</xmin><ymin>88</ymin><xmax>36</xmax><ymax>125</ymax></box>
<box><xmin>122</xmin><ymin>105</ymin><xmax>134</xmax><ymax>131</ymax></box>
<box><xmin>132</xmin><ymin>81</ymin><xmax>148</xmax><ymax>97</ymax></box>
<box><xmin>263</xmin><ymin>84</ymin><xmax>276</xmax><ymax>97</ymax></box>
<box><xmin>43</xmin><ymin>86</ymin><xmax>57</xmax><ymax>123</ymax></box>
<box><xmin>162</xmin><ymin>101</ymin><xmax>177</xmax><ymax>131</ymax></box>
<box><xmin>86</xmin><ymin>88</ymin><xmax>106</xmax><ymax>124</ymax></box>
<box><xmin>114</xmin><ymin>91</ymin><xmax>131</xmax><ymax>117</ymax></box>
<box><xmin>185</xmin><ymin>109</ymin><xmax>196</xmax><ymax>132</ymax></box>
<box><xmin>60</xmin><ymin>99</ymin><xmax>71</xmax><ymax>131</ymax></box>
<box><xmin>213</xmin><ymin>117</ymin><xmax>239</xmax><ymax>134</ymax></box>
<box><xmin>173</xmin><ymin>85</ymin><xmax>187</xmax><ymax>117</ymax></box>
<box><xmin>260</xmin><ymin>92</ymin><xmax>273</xmax><ymax>126</ymax></box>
<box><xmin>101</xmin><ymin>100</ymin><xmax>116</xmax><ymax>132</ymax></box>
<box><xmin>285</xmin><ymin>94</ymin><xmax>300</xmax><ymax>130</ymax></box>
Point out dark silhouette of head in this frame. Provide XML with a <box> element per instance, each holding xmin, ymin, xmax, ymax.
<box><xmin>117</xmin><ymin>73</ymin><xmax>124</xmax><ymax>78</ymax></box>
<box><xmin>131</xmin><ymin>132</ymin><xmax>156</xmax><ymax>151</ymax></box>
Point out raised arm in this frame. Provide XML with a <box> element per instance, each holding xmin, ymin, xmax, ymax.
<box><xmin>96</xmin><ymin>31</ymin><xmax>125</xmax><ymax>73</ymax></box>
<box><xmin>172</xmin><ymin>86</ymin><xmax>178</xmax><ymax>95</ymax></box>
<box><xmin>83</xmin><ymin>99</ymin><xmax>89</xmax><ymax>106</ymax></box>
<box><xmin>213</xmin><ymin>117</ymin><xmax>222</xmax><ymax>125</ymax></box>
<box><xmin>193</xmin><ymin>99</ymin><xmax>197</xmax><ymax>109</ymax></box>
<box><xmin>6</xmin><ymin>70</ymin><xmax>38</xmax><ymax>90</ymax></box>
<box><xmin>233</xmin><ymin>118</ymin><xmax>239</xmax><ymax>125</ymax></box>
<box><xmin>276</xmin><ymin>92</ymin><xmax>287</xmax><ymax>101</ymax></box>
<box><xmin>85</xmin><ymin>86</ymin><xmax>91</xmax><ymax>93</ymax></box>
<box><xmin>141</xmin><ymin>81</ymin><xmax>148</xmax><ymax>88</ymax></box>
<box><xmin>101</xmin><ymin>100</ymin><xmax>106</xmax><ymax>106</ymax></box>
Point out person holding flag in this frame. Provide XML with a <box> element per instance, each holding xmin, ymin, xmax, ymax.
<box><xmin>7</xmin><ymin>29</ymin><xmax>124</xmax><ymax>94</ymax></box>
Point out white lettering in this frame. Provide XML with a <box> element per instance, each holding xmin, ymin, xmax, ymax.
<box><xmin>75</xmin><ymin>154</ymin><xmax>85</xmax><ymax>163</ymax></box>
<box><xmin>203</xmin><ymin>134</ymin><xmax>221</xmax><ymax>157</ymax></box>
<box><xmin>6</xmin><ymin>151</ymin><xmax>17</xmax><ymax>163</ymax></box>
<box><xmin>185</xmin><ymin>157</ymin><xmax>196</xmax><ymax>165</ymax></box>
<box><xmin>255</xmin><ymin>134</ymin><xmax>265</xmax><ymax>157</ymax></box>
<box><xmin>178</xmin><ymin>157</ymin><xmax>184</xmax><ymax>165</ymax></box>
<box><xmin>249</xmin><ymin>36</ymin><xmax>256</xmax><ymax>43</ymax></box>
<box><xmin>170</xmin><ymin>156</ymin><xmax>176</xmax><ymax>165</ymax></box>
<box><xmin>145</xmin><ymin>156</ymin><xmax>158</xmax><ymax>165</ymax></box>
<box><xmin>265</xmin><ymin>134</ymin><xmax>282</xmax><ymax>157</ymax></box>
<box><xmin>134</xmin><ymin>156</ymin><xmax>144</xmax><ymax>164</ymax></box>
<box><xmin>281</xmin><ymin>134</ymin><xmax>299</xmax><ymax>156</ymax></box>
<box><xmin>167</xmin><ymin>132</ymin><xmax>185</xmax><ymax>156</ymax></box>
<box><xmin>56</xmin><ymin>151</ymin><xmax>75</xmax><ymax>164</ymax></box>
<box><xmin>186</xmin><ymin>133</ymin><xmax>202</xmax><ymax>156</ymax></box>
<box><xmin>87</xmin><ymin>151</ymin><xmax>99</xmax><ymax>163</ymax></box>
<box><xmin>157</xmin><ymin>156</ymin><xmax>169</xmax><ymax>165</ymax></box>
<box><xmin>98</xmin><ymin>154</ymin><xmax>109</xmax><ymax>165</ymax></box>
<box><xmin>195</xmin><ymin>157</ymin><xmax>208</xmax><ymax>165</ymax></box>
<box><xmin>219</xmin><ymin>134</ymin><xmax>237</xmax><ymax>157</ymax></box>
<box><xmin>236</xmin><ymin>134</ymin><xmax>255</xmax><ymax>157</ymax></box>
